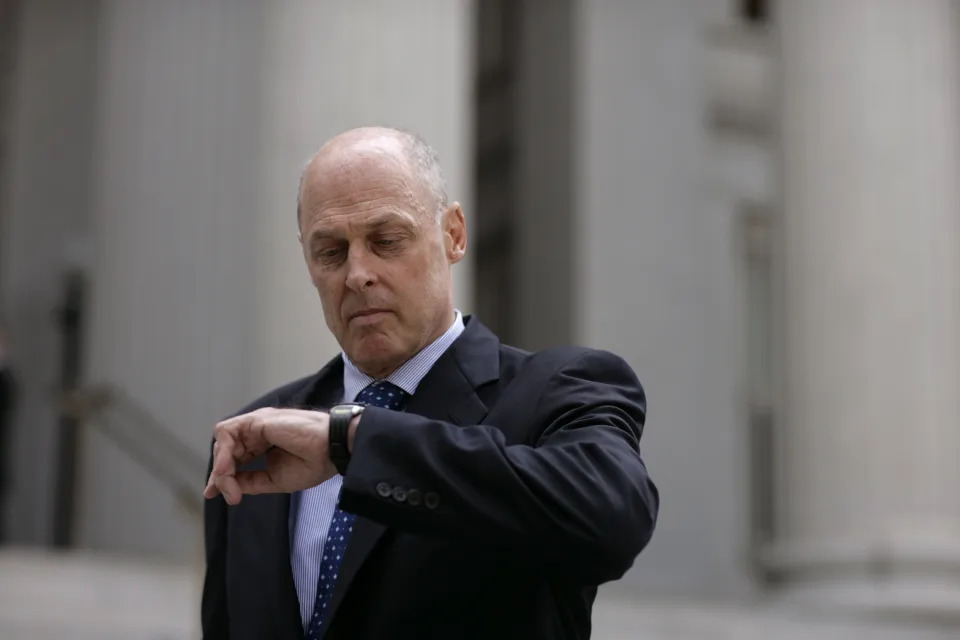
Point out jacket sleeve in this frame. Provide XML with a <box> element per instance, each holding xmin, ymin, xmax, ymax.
<box><xmin>201</xmin><ymin>449</ymin><xmax>230</xmax><ymax>639</ymax></box>
<box><xmin>339</xmin><ymin>349</ymin><xmax>659</xmax><ymax>585</ymax></box>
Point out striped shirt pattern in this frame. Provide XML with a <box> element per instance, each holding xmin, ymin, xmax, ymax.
<box><xmin>289</xmin><ymin>311</ymin><xmax>465</xmax><ymax>630</ymax></box>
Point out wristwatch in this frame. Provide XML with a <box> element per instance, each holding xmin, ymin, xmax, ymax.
<box><xmin>329</xmin><ymin>403</ymin><xmax>364</xmax><ymax>475</ymax></box>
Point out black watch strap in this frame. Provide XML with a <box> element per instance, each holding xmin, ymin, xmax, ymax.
<box><xmin>329</xmin><ymin>403</ymin><xmax>364</xmax><ymax>475</ymax></box>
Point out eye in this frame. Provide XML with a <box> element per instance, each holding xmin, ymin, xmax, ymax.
<box><xmin>372</xmin><ymin>235</ymin><xmax>405</xmax><ymax>251</ymax></box>
<box><xmin>313</xmin><ymin>246</ymin><xmax>344</xmax><ymax>264</ymax></box>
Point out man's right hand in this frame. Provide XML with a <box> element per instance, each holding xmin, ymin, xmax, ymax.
<box><xmin>203</xmin><ymin>407</ymin><xmax>338</xmax><ymax>505</ymax></box>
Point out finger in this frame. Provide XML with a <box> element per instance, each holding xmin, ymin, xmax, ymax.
<box><xmin>214</xmin><ymin>471</ymin><xmax>244</xmax><ymax>505</ymax></box>
<box><xmin>211</xmin><ymin>426</ymin><xmax>243</xmax><ymax>504</ymax></box>
<box><xmin>237</xmin><ymin>448</ymin><xmax>262</xmax><ymax>466</ymax></box>
<box><xmin>203</xmin><ymin>471</ymin><xmax>221</xmax><ymax>499</ymax></box>
<box><xmin>217</xmin><ymin>413</ymin><xmax>274</xmax><ymax>468</ymax></box>
<box><xmin>234</xmin><ymin>469</ymin><xmax>281</xmax><ymax>496</ymax></box>
<box><xmin>212</xmin><ymin>424</ymin><xmax>241</xmax><ymax>477</ymax></box>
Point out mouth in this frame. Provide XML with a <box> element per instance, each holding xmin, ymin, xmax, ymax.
<box><xmin>348</xmin><ymin>308</ymin><xmax>392</xmax><ymax>325</ymax></box>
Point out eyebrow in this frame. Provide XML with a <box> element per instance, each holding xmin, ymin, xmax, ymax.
<box><xmin>309</xmin><ymin>211</ymin><xmax>417</xmax><ymax>242</ymax></box>
<box><xmin>365</xmin><ymin>211</ymin><xmax>417</xmax><ymax>229</ymax></box>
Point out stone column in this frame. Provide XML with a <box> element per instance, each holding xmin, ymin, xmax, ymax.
<box><xmin>572</xmin><ymin>0</ymin><xmax>751</xmax><ymax>594</ymax></box>
<box><xmin>769</xmin><ymin>0</ymin><xmax>960</xmax><ymax>613</ymax></box>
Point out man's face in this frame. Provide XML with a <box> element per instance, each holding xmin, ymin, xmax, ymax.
<box><xmin>298</xmin><ymin>146</ymin><xmax>465</xmax><ymax>378</ymax></box>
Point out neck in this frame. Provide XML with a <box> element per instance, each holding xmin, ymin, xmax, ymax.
<box><xmin>357</xmin><ymin>308</ymin><xmax>457</xmax><ymax>379</ymax></box>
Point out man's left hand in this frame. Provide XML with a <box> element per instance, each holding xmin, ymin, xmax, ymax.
<box><xmin>203</xmin><ymin>407</ymin><xmax>337</xmax><ymax>505</ymax></box>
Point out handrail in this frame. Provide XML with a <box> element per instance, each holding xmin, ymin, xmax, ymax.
<box><xmin>59</xmin><ymin>385</ymin><xmax>207</xmax><ymax>514</ymax></box>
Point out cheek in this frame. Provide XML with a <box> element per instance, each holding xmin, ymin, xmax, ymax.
<box><xmin>313</xmin><ymin>276</ymin><xmax>342</xmax><ymax>314</ymax></box>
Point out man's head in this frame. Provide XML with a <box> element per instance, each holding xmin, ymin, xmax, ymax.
<box><xmin>297</xmin><ymin>127</ymin><xmax>466</xmax><ymax>379</ymax></box>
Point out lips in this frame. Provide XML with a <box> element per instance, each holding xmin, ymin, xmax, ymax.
<box><xmin>348</xmin><ymin>308</ymin><xmax>392</xmax><ymax>323</ymax></box>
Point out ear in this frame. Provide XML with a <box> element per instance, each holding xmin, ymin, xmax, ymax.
<box><xmin>298</xmin><ymin>230</ymin><xmax>307</xmax><ymax>260</ymax></box>
<box><xmin>298</xmin><ymin>231</ymin><xmax>314</xmax><ymax>282</ymax></box>
<box><xmin>441</xmin><ymin>202</ymin><xmax>467</xmax><ymax>265</ymax></box>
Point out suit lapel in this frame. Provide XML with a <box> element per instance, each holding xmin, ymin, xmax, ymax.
<box><xmin>326</xmin><ymin>316</ymin><xmax>501</xmax><ymax>621</ymax></box>
<box><xmin>404</xmin><ymin>335</ymin><xmax>493</xmax><ymax>425</ymax></box>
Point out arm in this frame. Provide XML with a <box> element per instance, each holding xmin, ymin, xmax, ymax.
<box><xmin>340</xmin><ymin>349</ymin><xmax>659</xmax><ymax>584</ymax></box>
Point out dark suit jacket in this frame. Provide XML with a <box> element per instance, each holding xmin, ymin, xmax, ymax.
<box><xmin>202</xmin><ymin>316</ymin><xmax>658</xmax><ymax>640</ymax></box>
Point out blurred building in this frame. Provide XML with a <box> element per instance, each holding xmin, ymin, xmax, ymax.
<box><xmin>1</xmin><ymin>0</ymin><xmax>959</xmax><ymax>638</ymax></box>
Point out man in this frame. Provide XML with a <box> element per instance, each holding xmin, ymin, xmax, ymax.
<box><xmin>202</xmin><ymin>127</ymin><xmax>658</xmax><ymax>639</ymax></box>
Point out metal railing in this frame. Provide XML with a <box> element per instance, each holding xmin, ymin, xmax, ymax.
<box><xmin>59</xmin><ymin>384</ymin><xmax>207</xmax><ymax>515</ymax></box>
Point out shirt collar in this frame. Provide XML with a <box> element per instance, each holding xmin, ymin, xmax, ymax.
<box><xmin>341</xmin><ymin>310</ymin><xmax>465</xmax><ymax>402</ymax></box>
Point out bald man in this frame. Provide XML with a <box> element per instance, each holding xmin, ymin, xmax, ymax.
<box><xmin>201</xmin><ymin>127</ymin><xmax>658</xmax><ymax>640</ymax></box>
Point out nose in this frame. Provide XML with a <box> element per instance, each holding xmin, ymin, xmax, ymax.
<box><xmin>344</xmin><ymin>246</ymin><xmax>376</xmax><ymax>293</ymax></box>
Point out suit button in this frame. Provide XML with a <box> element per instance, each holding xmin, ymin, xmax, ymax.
<box><xmin>406</xmin><ymin>489</ymin><xmax>422</xmax><ymax>506</ymax></box>
<box><xmin>376</xmin><ymin>482</ymin><xmax>392</xmax><ymax>498</ymax></box>
<box><xmin>424</xmin><ymin>492</ymin><xmax>440</xmax><ymax>510</ymax></box>
<box><xmin>391</xmin><ymin>486</ymin><xmax>407</xmax><ymax>503</ymax></box>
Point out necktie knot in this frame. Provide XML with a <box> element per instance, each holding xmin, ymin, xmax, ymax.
<box><xmin>354</xmin><ymin>380</ymin><xmax>408</xmax><ymax>410</ymax></box>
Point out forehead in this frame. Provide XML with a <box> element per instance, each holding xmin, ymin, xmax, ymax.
<box><xmin>300</xmin><ymin>150</ymin><xmax>429</xmax><ymax>231</ymax></box>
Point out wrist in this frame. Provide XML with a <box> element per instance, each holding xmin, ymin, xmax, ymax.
<box><xmin>328</xmin><ymin>403</ymin><xmax>363</xmax><ymax>475</ymax></box>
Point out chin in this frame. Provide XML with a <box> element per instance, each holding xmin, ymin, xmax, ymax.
<box><xmin>349</xmin><ymin>335</ymin><xmax>404</xmax><ymax>374</ymax></box>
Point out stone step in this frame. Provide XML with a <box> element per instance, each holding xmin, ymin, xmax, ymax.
<box><xmin>1</xmin><ymin>547</ymin><xmax>958</xmax><ymax>639</ymax></box>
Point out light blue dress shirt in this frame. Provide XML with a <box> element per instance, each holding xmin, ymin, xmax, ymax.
<box><xmin>289</xmin><ymin>311</ymin><xmax>465</xmax><ymax>629</ymax></box>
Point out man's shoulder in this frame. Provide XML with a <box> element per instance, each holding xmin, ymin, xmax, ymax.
<box><xmin>496</xmin><ymin>341</ymin><xmax>634</xmax><ymax>381</ymax></box>
<box><xmin>498</xmin><ymin>340</ymin><xmax>625</xmax><ymax>364</ymax></box>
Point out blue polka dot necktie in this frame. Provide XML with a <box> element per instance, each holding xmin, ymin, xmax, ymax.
<box><xmin>304</xmin><ymin>380</ymin><xmax>409</xmax><ymax>639</ymax></box>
